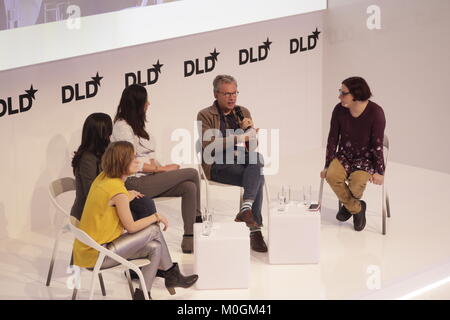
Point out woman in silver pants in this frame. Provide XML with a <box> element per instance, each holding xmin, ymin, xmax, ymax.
<box><xmin>73</xmin><ymin>141</ymin><xmax>198</xmax><ymax>300</ymax></box>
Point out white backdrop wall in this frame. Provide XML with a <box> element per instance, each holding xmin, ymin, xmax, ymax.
<box><xmin>0</xmin><ymin>12</ymin><xmax>323</xmax><ymax>238</ymax></box>
<box><xmin>322</xmin><ymin>0</ymin><xmax>450</xmax><ymax>174</ymax></box>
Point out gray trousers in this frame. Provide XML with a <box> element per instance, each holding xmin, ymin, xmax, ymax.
<box><xmin>125</xmin><ymin>168</ymin><xmax>201</xmax><ymax>235</ymax></box>
<box><xmin>101</xmin><ymin>224</ymin><xmax>173</xmax><ymax>291</ymax></box>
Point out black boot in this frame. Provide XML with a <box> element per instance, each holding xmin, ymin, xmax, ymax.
<box><xmin>162</xmin><ymin>263</ymin><xmax>199</xmax><ymax>295</ymax></box>
<box><xmin>336</xmin><ymin>205</ymin><xmax>352</xmax><ymax>222</ymax></box>
<box><xmin>353</xmin><ymin>200</ymin><xmax>367</xmax><ymax>231</ymax></box>
<box><xmin>127</xmin><ymin>269</ymin><xmax>139</xmax><ymax>280</ymax></box>
<box><xmin>133</xmin><ymin>288</ymin><xmax>151</xmax><ymax>300</ymax></box>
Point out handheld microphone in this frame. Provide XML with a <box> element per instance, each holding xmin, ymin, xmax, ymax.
<box><xmin>235</xmin><ymin>107</ymin><xmax>252</xmax><ymax>131</ymax></box>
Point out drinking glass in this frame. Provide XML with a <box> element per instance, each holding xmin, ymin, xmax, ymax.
<box><xmin>202</xmin><ymin>208</ymin><xmax>213</xmax><ymax>236</ymax></box>
<box><xmin>303</xmin><ymin>185</ymin><xmax>312</xmax><ymax>207</ymax></box>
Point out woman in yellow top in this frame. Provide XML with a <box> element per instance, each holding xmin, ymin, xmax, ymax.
<box><xmin>73</xmin><ymin>141</ymin><xmax>198</xmax><ymax>300</ymax></box>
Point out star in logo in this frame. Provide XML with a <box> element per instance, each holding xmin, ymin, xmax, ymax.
<box><xmin>263</xmin><ymin>37</ymin><xmax>272</xmax><ymax>50</ymax></box>
<box><xmin>210</xmin><ymin>48</ymin><xmax>220</xmax><ymax>62</ymax></box>
<box><xmin>91</xmin><ymin>72</ymin><xmax>103</xmax><ymax>87</ymax></box>
<box><xmin>25</xmin><ymin>85</ymin><xmax>38</xmax><ymax>100</ymax></box>
<box><xmin>153</xmin><ymin>60</ymin><xmax>163</xmax><ymax>74</ymax></box>
<box><xmin>312</xmin><ymin>27</ymin><xmax>321</xmax><ymax>40</ymax></box>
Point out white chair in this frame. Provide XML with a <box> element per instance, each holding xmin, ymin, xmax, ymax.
<box><xmin>46</xmin><ymin>177</ymin><xmax>76</xmax><ymax>286</ymax></box>
<box><xmin>46</xmin><ymin>177</ymin><xmax>110</xmax><ymax>295</ymax></box>
<box><xmin>318</xmin><ymin>134</ymin><xmax>391</xmax><ymax>235</ymax></box>
<box><xmin>195</xmin><ymin>139</ymin><xmax>270</xmax><ymax>219</ymax></box>
<box><xmin>68</xmin><ymin>217</ymin><xmax>151</xmax><ymax>300</ymax></box>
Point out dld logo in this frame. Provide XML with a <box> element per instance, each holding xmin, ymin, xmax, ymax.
<box><xmin>62</xmin><ymin>72</ymin><xmax>103</xmax><ymax>104</ymax></box>
<box><xmin>0</xmin><ymin>85</ymin><xmax>38</xmax><ymax>118</ymax></box>
<box><xmin>184</xmin><ymin>49</ymin><xmax>220</xmax><ymax>77</ymax></box>
<box><xmin>290</xmin><ymin>28</ymin><xmax>321</xmax><ymax>54</ymax></box>
<box><xmin>239</xmin><ymin>38</ymin><xmax>272</xmax><ymax>65</ymax></box>
<box><xmin>125</xmin><ymin>60</ymin><xmax>163</xmax><ymax>88</ymax></box>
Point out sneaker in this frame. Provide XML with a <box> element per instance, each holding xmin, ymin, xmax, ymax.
<box><xmin>353</xmin><ymin>200</ymin><xmax>367</xmax><ymax>231</ymax></box>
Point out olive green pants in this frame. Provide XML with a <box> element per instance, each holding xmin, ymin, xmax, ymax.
<box><xmin>325</xmin><ymin>159</ymin><xmax>371</xmax><ymax>214</ymax></box>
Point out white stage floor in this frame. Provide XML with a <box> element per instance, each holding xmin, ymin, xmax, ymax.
<box><xmin>1</xmin><ymin>148</ymin><xmax>449</xmax><ymax>300</ymax></box>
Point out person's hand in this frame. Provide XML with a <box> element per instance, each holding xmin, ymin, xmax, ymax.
<box><xmin>129</xmin><ymin>190</ymin><xmax>144</xmax><ymax>201</ymax></box>
<box><xmin>240</xmin><ymin>118</ymin><xmax>254</xmax><ymax>130</ymax></box>
<box><xmin>237</xmin><ymin>128</ymin><xmax>257</xmax><ymax>143</ymax></box>
<box><xmin>159</xmin><ymin>164</ymin><xmax>180</xmax><ymax>172</ymax></box>
<box><xmin>320</xmin><ymin>169</ymin><xmax>327</xmax><ymax>179</ymax></box>
<box><xmin>370</xmin><ymin>173</ymin><xmax>384</xmax><ymax>185</ymax></box>
<box><xmin>156</xmin><ymin>213</ymin><xmax>169</xmax><ymax>231</ymax></box>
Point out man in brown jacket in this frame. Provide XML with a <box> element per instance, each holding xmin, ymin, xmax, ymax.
<box><xmin>197</xmin><ymin>75</ymin><xmax>267</xmax><ymax>252</ymax></box>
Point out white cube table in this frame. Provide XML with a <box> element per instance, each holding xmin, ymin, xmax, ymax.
<box><xmin>268</xmin><ymin>202</ymin><xmax>320</xmax><ymax>264</ymax></box>
<box><xmin>194</xmin><ymin>221</ymin><xmax>250</xmax><ymax>289</ymax></box>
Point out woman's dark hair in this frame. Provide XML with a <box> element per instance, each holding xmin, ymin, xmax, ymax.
<box><xmin>342</xmin><ymin>77</ymin><xmax>372</xmax><ymax>101</ymax></box>
<box><xmin>114</xmin><ymin>84</ymin><xmax>149</xmax><ymax>140</ymax></box>
<box><xmin>72</xmin><ymin>113</ymin><xmax>113</xmax><ymax>174</ymax></box>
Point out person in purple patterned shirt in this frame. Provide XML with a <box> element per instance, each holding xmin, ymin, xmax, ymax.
<box><xmin>320</xmin><ymin>77</ymin><xmax>386</xmax><ymax>232</ymax></box>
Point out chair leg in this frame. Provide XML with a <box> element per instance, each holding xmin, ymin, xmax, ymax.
<box><xmin>98</xmin><ymin>273</ymin><xmax>106</xmax><ymax>296</ymax></box>
<box><xmin>125</xmin><ymin>270</ymin><xmax>134</xmax><ymax>299</ymax></box>
<box><xmin>46</xmin><ymin>228</ymin><xmax>64</xmax><ymax>286</ymax></box>
<box><xmin>318</xmin><ymin>178</ymin><xmax>324</xmax><ymax>207</ymax></box>
<box><xmin>72</xmin><ymin>288</ymin><xmax>78</xmax><ymax>300</ymax></box>
<box><xmin>204</xmin><ymin>180</ymin><xmax>210</xmax><ymax>213</ymax></box>
<box><xmin>239</xmin><ymin>188</ymin><xmax>244</xmax><ymax>208</ymax></box>
<box><xmin>382</xmin><ymin>185</ymin><xmax>387</xmax><ymax>235</ymax></box>
<box><xmin>386</xmin><ymin>193</ymin><xmax>391</xmax><ymax>218</ymax></box>
<box><xmin>88</xmin><ymin>272</ymin><xmax>97</xmax><ymax>300</ymax></box>
<box><xmin>264</xmin><ymin>182</ymin><xmax>270</xmax><ymax>216</ymax></box>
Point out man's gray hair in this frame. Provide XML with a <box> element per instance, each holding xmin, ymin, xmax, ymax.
<box><xmin>213</xmin><ymin>75</ymin><xmax>237</xmax><ymax>93</ymax></box>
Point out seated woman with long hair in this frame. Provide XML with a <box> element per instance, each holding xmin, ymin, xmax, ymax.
<box><xmin>111</xmin><ymin>84</ymin><xmax>202</xmax><ymax>253</ymax></box>
<box><xmin>71</xmin><ymin>112</ymin><xmax>154</xmax><ymax>222</ymax></box>
<box><xmin>72</xmin><ymin>141</ymin><xmax>198</xmax><ymax>300</ymax></box>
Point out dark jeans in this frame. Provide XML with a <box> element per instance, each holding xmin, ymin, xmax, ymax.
<box><xmin>211</xmin><ymin>151</ymin><xmax>265</xmax><ymax>226</ymax></box>
<box><xmin>130</xmin><ymin>196</ymin><xmax>156</xmax><ymax>221</ymax></box>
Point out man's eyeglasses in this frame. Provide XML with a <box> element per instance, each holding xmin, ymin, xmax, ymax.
<box><xmin>339</xmin><ymin>89</ymin><xmax>351</xmax><ymax>96</ymax></box>
<box><xmin>219</xmin><ymin>91</ymin><xmax>239</xmax><ymax>98</ymax></box>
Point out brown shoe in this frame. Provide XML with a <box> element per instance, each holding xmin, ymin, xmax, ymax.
<box><xmin>235</xmin><ymin>209</ymin><xmax>258</xmax><ymax>228</ymax></box>
<box><xmin>250</xmin><ymin>231</ymin><xmax>268</xmax><ymax>252</ymax></box>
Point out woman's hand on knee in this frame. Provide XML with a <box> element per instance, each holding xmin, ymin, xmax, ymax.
<box><xmin>129</xmin><ymin>190</ymin><xmax>144</xmax><ymax>201</ymax></box>
<box><xmin>156</xmin><ymin>213</ymin><xmax>169</xmax><ymax>231</ymax></box>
